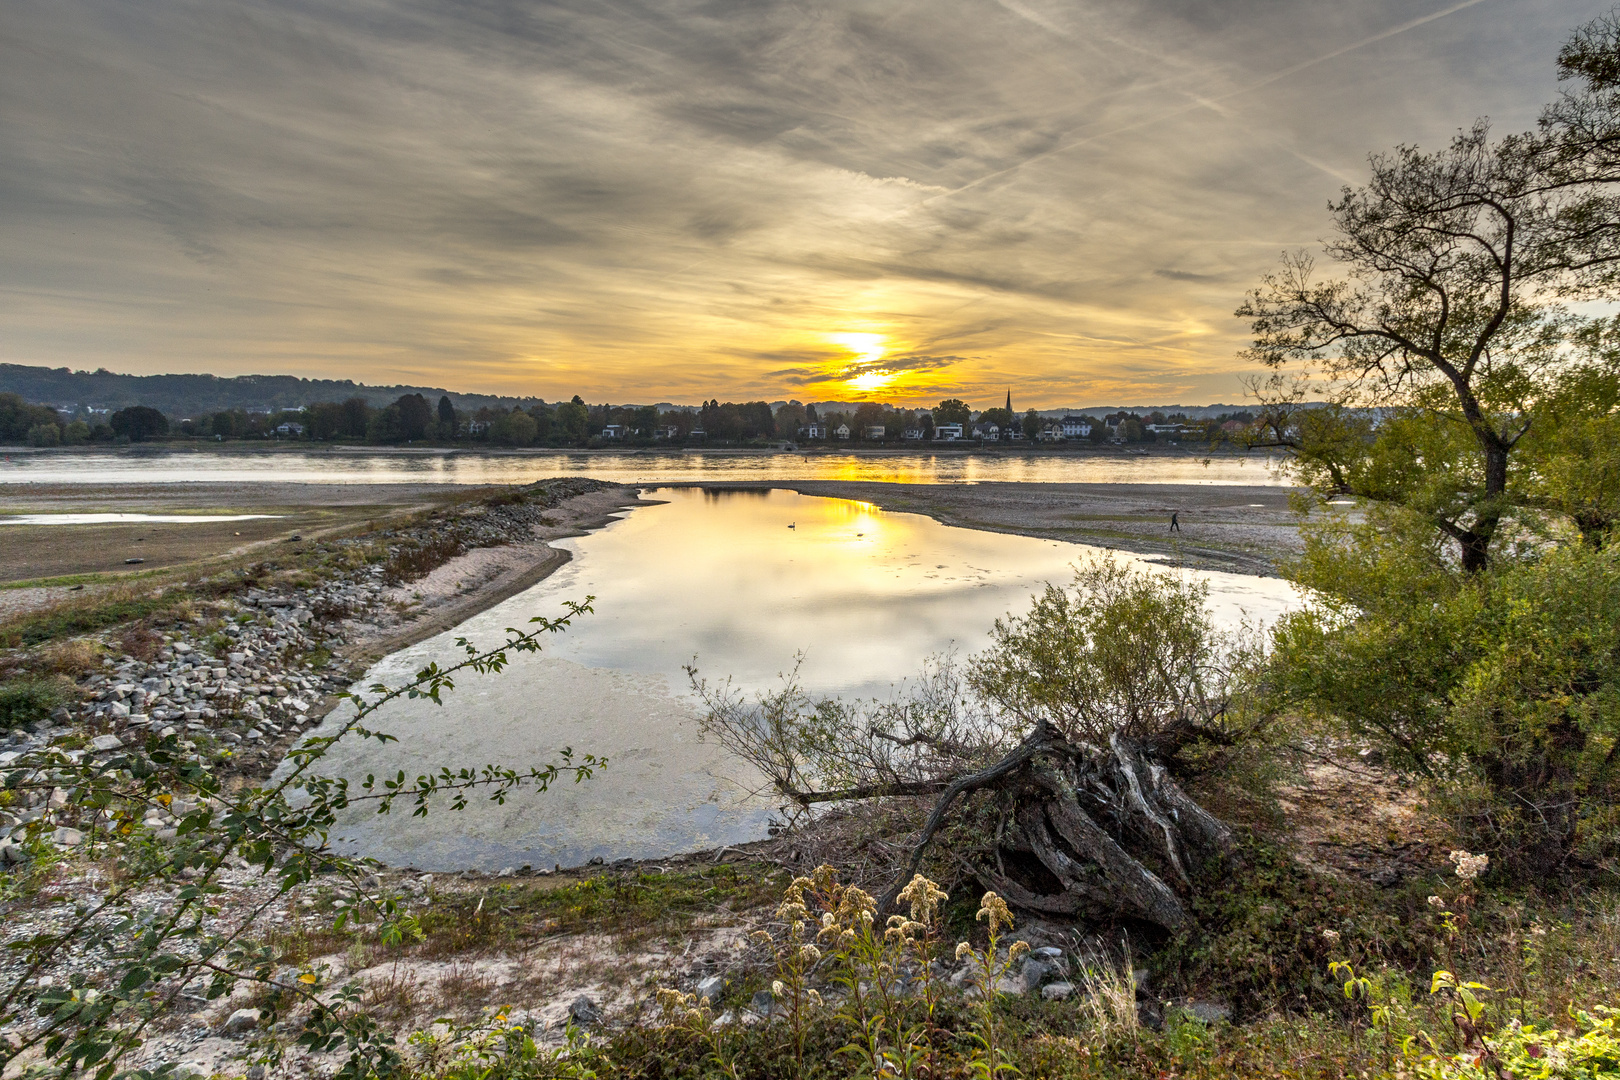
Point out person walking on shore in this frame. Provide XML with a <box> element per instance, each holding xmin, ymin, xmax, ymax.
<box><xmin>1169</xmin><ymin>511</ymin><xmax>1180</xmax><ymax>533</ymax></box>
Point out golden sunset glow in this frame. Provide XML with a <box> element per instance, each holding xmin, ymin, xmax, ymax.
<box><xmin>826</xmin><ymin>333</ymin><xmax>888</xmax><ymax>367</ymax></box>
<box><xmin>825</xmin><ymin>333</ymin><xmax>899</xmax><ymax>394</ymax></box>
<box><xmin>0</xmin><ymin>1</ymin><xmax>1570</xmax><ymax>407</ymax></box>
<box><xmin>847</xmin><ymin>370</ymin><xmax>896</xmax><ymax>392</ymax></box>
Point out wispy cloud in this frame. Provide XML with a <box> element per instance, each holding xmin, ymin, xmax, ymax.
<box><xmin>0</xmin><ymin>0</ymin><xmax>1578</xmax><ymax>407</ymax></box>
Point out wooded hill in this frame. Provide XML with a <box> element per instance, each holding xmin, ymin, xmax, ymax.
<box><xmin>0</xmin><ymin>364</ymin><xmax>551</xmax><ymax>417</ymax></box>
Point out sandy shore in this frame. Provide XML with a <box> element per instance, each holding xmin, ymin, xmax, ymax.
<box><xmin>344</xmin><ymin>486</ymin><xmax>644</xmax><ymax>664</ymax></box>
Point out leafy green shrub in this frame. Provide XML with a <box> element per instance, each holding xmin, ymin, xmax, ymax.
<box><xmin>1272</xmin><ymin>536</ymin><xmax>1620</xmax><ymax>880</ymax></box>
<box><xmin>0</xmin><ymin>676</ymin><xmax>68</xmax><ymax>730</ymax></box>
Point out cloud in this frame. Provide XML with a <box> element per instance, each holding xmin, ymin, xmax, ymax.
<box><xmin>0</xmin><ymin>0</ymin><xmax>1586</xmax><ymax>406</ymax></box>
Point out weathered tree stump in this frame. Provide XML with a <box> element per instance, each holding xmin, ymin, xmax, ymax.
<box><xmin>881</xmin><ymin>723</ymin><xmax>1233</xmax><ymax>932</ymax></box>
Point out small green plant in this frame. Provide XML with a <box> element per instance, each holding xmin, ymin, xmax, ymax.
<box><xmin>957</xmin><ymin>891</ymin><xmax>1026</xmax><ymax>1079</ymax></box>
<box><xmin>408</xmin><ymin>1010</ymin><xmax>599</xmax><ymax>1080</ymax></box>
<box><xmin>0</xmin><ymin>676</ymin><xmax>68</xmax><ymax>730</ymax></box>
<box><xmin>654</xmin><ymin>988</ymin><xmax>743</xmax><ymax>1080</ymax></box>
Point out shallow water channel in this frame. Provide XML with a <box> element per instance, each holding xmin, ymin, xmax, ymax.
<box><xmin>313</xmin><ymin>489</ymin><xmax>1303</xmax><ymax>870</ymax></box>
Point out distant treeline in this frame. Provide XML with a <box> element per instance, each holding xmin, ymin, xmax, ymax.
<box><xmin>0</xmin><ymin>364</ymin><xmax>551</xmax><ymax>417</ymax></box>
<box><xmin>1</xmin><ymin>389</ymin><xmax>1260</xmax><ymax>449</ymax></box>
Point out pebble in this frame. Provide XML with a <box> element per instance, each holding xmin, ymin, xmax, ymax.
<box><xmin>567</xmin><ymin>995</ymin><xmax>602</xmax><ymax>1028</ymax></box>
<box><xmin>695</xmin><ymin>975</ymin><xmax>725</xmax><ymax>1003</ymax></box>
<box><xmin>221</xmin><ymin>1008</ymin><xmax>262</xmax><ymax>1036</ymax></box>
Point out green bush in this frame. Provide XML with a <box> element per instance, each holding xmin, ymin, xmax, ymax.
<box><xmin>0</xmin><ymin>676</ymin><xmax>68</xmax><ymax>730</ymax></box>
<box><xmin>1272</xmin><ymin>529</ymin><xmax>1620</xmax><ymax>880</ymax></box>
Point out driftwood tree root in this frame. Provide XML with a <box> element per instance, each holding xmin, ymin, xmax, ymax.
<box><xmin>881</xmin><ymin>725</ymin><xmax>1233</xmax><ymax>933</ymax></box>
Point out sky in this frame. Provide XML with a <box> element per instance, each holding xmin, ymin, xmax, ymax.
<box><xmin>0</xmin><ymin>0</ymin><xmax>1605</xmax><ymax>408</ymax></box>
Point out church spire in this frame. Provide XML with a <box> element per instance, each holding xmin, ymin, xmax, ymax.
<box><xmin>1005</xmin><ymin>388</ymin><xmax>1012</xmax><ymax>413</ymax></box>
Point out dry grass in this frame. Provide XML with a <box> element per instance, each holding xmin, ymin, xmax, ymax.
<box><xmin>435</xmin><ymin>961</ymin><xmax>500</xmax><ymax>1017</ymax></box>
<box><xmin>363</xmin><ymin>963</ymin><xmax>427</xmax><ymax>1024</ymax></box>
<box><xmin>1071</xmin><ymin>939</ymin><xmax>1140</xmax><ymax>1045</ymax></box>
<box><xmin>34</xmin><ymin>639</ymin><xmax>104</xmax><ymax>678</ymax></box>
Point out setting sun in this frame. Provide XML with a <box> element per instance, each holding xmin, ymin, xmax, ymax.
<box><xmin>826</xmin><ymin>332</ymin><xmax>896</xmax><ymax>393</ymax></box>
<box><xmin>826</xmin><ymin>332</ymin><xmax>888</xmax><ymax>365</ymax></box>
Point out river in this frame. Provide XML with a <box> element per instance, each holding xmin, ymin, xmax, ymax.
<box><xmin>0</xmin><ymin>447</ymin><xmax>1290</xmax><ymax>487</ymax></box>
<box><xmin>311</xmin><ymin>488</ymin><xmax>1302</xmax><ymax>870</ymax></box>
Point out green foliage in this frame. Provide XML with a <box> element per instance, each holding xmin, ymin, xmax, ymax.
<box><xmin>0</xmin><ymin>676</ymin><xmax>69</xmax><ymax>730</ymax></box>
<box><xmin>554</xmin><ymin>399</ymin><xmax>588</xmax><ymax>444</ymax></box>
<box><xmin>1431</xmin><ymin>1006</ymin><xmax>1620</xmax><ymax>1080</ymax></box>
<box><xmin>1159</xmin><ymin>834</ymin><xmax>1432</xmax><ymax>1018</ymax></box>
<box><xmin>0</xmin><ymin>392</ymin><xmax>63</xmax><ymax>444</ymax></box>
<box><xmin>933</xmin><ymin>399</ymin><xmax>971</xmax><ymax>427</ymax></box>
<box><xmin>108</xmin><ymin>405</ymin><xmax>169</xmax><ymax>441</ymax></box>
<box><xmin>408</xmin><ymin>1015</ymin><xmax>598</xmax><ymax>1080</ymax></box>
<box><xmin>1272</xmin><ymin>541</ymin><xmax>1620</xmax><ymax>877</ymax></box>
<box><xmin>969</xmin><ymin>558</ymin><xmax>1245</xmax><ymax>747</ymax></box>
<box><xmin>490</xmin><ymin>409</ymin><xmax>538</xmax><ymax>447</ymax></box>
<box><xmin>1517</xmin><ymin>319</ymin><xmax>1620</xmax><ymax>550</ymax></box>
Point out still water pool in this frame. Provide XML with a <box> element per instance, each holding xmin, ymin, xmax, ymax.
<box><xmin>311</xmin><ymin>490</ymin><xmax>1302</xmax><ymax>870</ymax></box>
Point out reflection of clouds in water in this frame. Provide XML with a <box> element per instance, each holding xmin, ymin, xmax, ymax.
<box><xmin>320</xmin><ymin>488</ymin><xmax>1303</xmax><ymax>868</ymax></box>
<box><xmin>490</xmin><ymin>488</ymin><xmax>1299</xmax><ymax>700</ymax></box>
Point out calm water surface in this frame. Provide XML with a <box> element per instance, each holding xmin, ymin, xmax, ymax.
<box><xmin>314</xmin><ymin>490</ymin><xmax>1302</xmax><ymax>870</ymax></box>
<box><xmin>0</xmin><ymin>513</ymin><xmax>280</xmax><ymax>525</ymax></box>
<box><xmin>0</xmin><ymin>448</ymin><xmax>1289</xmax><ymax>487</ymax></box>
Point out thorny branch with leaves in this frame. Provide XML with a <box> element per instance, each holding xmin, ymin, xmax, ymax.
<box><xmin>0</xmin><ymin>600</ymin><xmax>602</xmax><ymax>1080</ymax></box>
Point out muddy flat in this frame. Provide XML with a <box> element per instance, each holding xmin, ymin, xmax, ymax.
<box><xmin>0</xmin><ymin>476</ymin><xmax>1303</xmax><ymax>591</ymax></box>
<box><xmin>0</xmin><ymin>482</ymin><xmax>456</xmax><ymax>583</ymax></box>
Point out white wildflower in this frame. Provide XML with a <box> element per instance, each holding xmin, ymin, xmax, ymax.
<box><xmin>1448</xmin><ymin>850</ymin><xmax>1488</xmax><ymax>881</ymax></box>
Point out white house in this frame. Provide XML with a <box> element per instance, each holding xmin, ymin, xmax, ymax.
<box><xmin>934</xmin><ymin>423</ymin><xmax>964</xmax><ymax>441</ymax></box>
<box><xmin>974</xmin><ymin>424</ymin><xmax>999</xmax><ymax>441</ymax></box>
<box><xmin>803</xmin><ymin>423</ymin><xmax>827</xmax><ymax>439</ymax></box>
<box><xmin>865</xmin><ymin>425</ymin><xmax>886</xmax><ymax>440</ymax></box>
<box><xmin>601</xmin><ymin>424</ymin><xmax>625</xmax><ymax>439</ymax></box>
<box><xmin>834</xmin><ymin>423</ymin><xmax>851</xmax><ymax>440</ymax></box>
<box><xmin>902</xmin><ymin>428</ymin><xmax>924</xmax><ymax>440</ymax></box>
<box><xmin>274</xmin><ymin>421</ymin><xmax>304</xmax><ymax>437</ymax></box>
<box><xmin>1060</xmin><ymin>415</ymin><xmax>1091</xmax><ymax>438</ymax></box>
<box><xmin>1146</xmin><ymin>423</ymin><xmax>1191</xmax><ymax>437</ymax></box>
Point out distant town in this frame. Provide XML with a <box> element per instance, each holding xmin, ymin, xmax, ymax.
<box><xmin>0</xmin><ymin>364</ymin><xmax>1270</xmax><ymax>449</ymax></box>
<box><xmin>0</xmin><ymin>388</ymin><xmax>1261</xmax><ymax>450</ymax></box>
